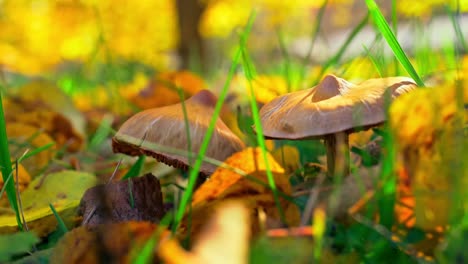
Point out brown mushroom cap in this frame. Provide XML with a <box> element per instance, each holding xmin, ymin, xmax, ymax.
<box><xmin>112</xmin><ymin>90</ymin><xmax>245</xmax><ymax>175</ymax></box>
<box><xmin>259</xmin><ymin>74</ymin><xmax>417</xmax><ymax>139</ymax></box>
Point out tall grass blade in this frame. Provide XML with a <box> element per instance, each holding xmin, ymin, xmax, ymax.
<box><xmin>276</xmin><ymin>29</ymin><xmax>292</xmax><ymax>92</ymax></box>
<box><xmin>0</xmin><ymin>91</ymin><xmax>23</xmax><ymax>230</ymax></box>
<box><xmin>241</xmin><ymin>19</ymin><xmax>286</xmax><ymax>221</ymax></box>
<box><xmin>122</xmin><ymin>155</ymin><xmax>146</xmax><ymax>180</ymax></box>
<box><xmin>446</xmin><ymin>4</ymin><xmax>467</xmax><ymax>52</ymax></box>
<box><xmin>300</xmin><ymin>0</ymin><xmax>328</xmax><ymax>85</ymax></box>
<box><xmin>172</xmin><ymin>13</ymin><xmax>257</xmax><ymax>230</ymax></box>
<box><xmin>365</xmin><ymin>0</ymin><xmax>425</xmax><ymax>86</ymax></box>
<box><xmin>89</xmin><ymin>115</ymin><xmax>113</xmax><ymax>151</ymax></box>
<box><xmin>17</xmin><ymin>143</ymin><xmax>55</xmax><ymax>163</ymax></box>
<box><xmin>49</xmin><ymin>203</ymin><xmax>68</xmax><ymax>234</ymax></box>
<box><xmin>314</xmin><ymin>13</ymin><xmax>369</xmax><ymax>84</ymax></box>
<box><xmin>391</xmin><ymin>0</ymin><xmax>400</xmax><ymax>75</ymax></box>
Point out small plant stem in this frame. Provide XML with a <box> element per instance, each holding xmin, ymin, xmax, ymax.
<box><xmin>15</xmin><ymin>160</ymin><xmax>28</xmax><ymax>231</ymax></box>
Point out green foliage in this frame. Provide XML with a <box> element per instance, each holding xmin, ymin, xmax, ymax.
<box><xmin>0</xmin><ymin>232</ymin><xmax>39</xmax><ymax>262</ymax></box>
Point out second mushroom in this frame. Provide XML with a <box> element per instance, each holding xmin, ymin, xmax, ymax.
<box><xmin>257</xmin><ymin>74</ymin><xmax>417</xmax><ymax>177</ymax></box>
<box><xmin>113</xmin><ymin>89</ymin><xmax>245</xmax><ymax>179</ymax></box>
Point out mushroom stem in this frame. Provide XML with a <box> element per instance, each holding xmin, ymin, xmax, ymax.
<box><xmin>324</xmin><ymin>132</ymin><xmax>350</xmax><ymax>177</ymax></box>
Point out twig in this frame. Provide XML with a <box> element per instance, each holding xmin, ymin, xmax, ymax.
<box><xmin>300</xmin><ymin>173</ymin><xmax>327</xmax><ymax>226</ymax></box>
<box><xmin>15</xmin><ymin>160</ymin><xmax>29</xmax><ymax>232</ymax></box>
<box><xmin>107</xmin><ymin>158</ymin><xmax>123</xmax><ymax>184</ymax></box>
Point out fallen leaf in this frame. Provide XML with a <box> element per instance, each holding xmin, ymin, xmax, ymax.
<box><xmin>8</xmin><ymin>80</ymin><xmax>86</xmax><ymax>151</ymax></box>
<box><xmin>0</xmin><ymin>163</ymin><xmax>31</xmax><ymax>205</ymax></box>
<box><xmin>0</xmin><ymin>170</ymin><xmax>97</xmax><ymax>236</ymax></box>
<box><xmin>6</xmin><ymin>122</ymin><xmax>56</xmax><ymax>175</ymax></box>
<box><xmin>124</xmin><ymin>71</ymin><xmax>206</xmax><ymax>109</ymax></box>
<box><xmin>79</xmin><ymin>173</ymin><xmax>165</xmax><ymax>226</ymax></box>
<box><xmin>184</xmin><ymin>147</ymin><xmax>300</xmax><ymax>241</ymax></box>
<box><xmin>50</xmin><ymin>221</ymin><xmax>159</xmax><ymax>264</ymax></box>
<box><xmin>13</xmin><ymin>81</ymin><xmax>86</xmax><ymax>134</ymax></box>
<box><xmin>159</xmin><ymin>201</ymin><xmax>250</xmax><ymax>264</ymax></box>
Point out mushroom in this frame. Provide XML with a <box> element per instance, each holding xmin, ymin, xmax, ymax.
<box><xmin>257</xmin><ymin>74</ymin><xmax>417</xmax><ymax>176</ymax></box>
<box><xmin>112</xmin><ymin>89</ymin><xmax>245</xmax><ymax>177</ymax></box>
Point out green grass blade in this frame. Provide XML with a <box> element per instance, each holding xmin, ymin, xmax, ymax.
<box><xmin>172</xmin><ymin>14</ymin><xmax>257</xmax><ymax>231</ymax></box>
<box><xmin>377</xmin><ymin>105</ymin><xmax>396</xmax><ymax>229</ymax></box>
<box><xmin>49</xmin><ymin>203</ymin><xmax>68</xmax><ymax>234</ymax></box>
<box><xmin>122</xmin><ymin>155</ymin><xmax>146</xmax><ymax>180</ymax></box>
<box><xmin>240</xmin><ymin>19</ymin><xmax>286</xmax><ymax>221</ymax></box>
<box><xmin>17</xmin><ymin>143</ymin><xmax>55</xmax><ymax>163</ymax></box>
<box><xmin>391</xmin><ymin>0</ymin><xmax>400</xmax><ymax>75</ymax></box>
<box><xmin>88</xmin><ymin>115</ymin><xmax>113</xmax><ymax>151</ymax></box>
<box><xmin>314</xmin><ymin>13</ymin><xmax>369</xmax><ymax>84</ymax></box>
<box><xmin>365</xmin><ymin>0</ymin><xmax>425</xmax><ymax>86</ymax></box>
<box><xmin>0</xmin><ymin>170</ymin><xmax>13</xmax><ymax>202</ymax></box>
<box><xmin>153</xmin><ymin>78</ymin><xmax>192</xmax><ymax>165</ymax></box>
<box><xmin>176</xmin><ymin>87</ymin><xmax>192</xmax><ymax>166</ymax></box>
<box><xmin>300</xmin><ymin>0</ymin><xmax>328</xmax><ymax>85</ymax></box>
<box><xmin>132</xmin><ymin>213</ymin><xmax>172</xmax><ymax>264</ymax></box>
<box><xmin>276</xmin><ymin>29</ymin><xmax>292</xmax><ymax>92</ymax></box>
<box><xmin>0</xmin><ymin>91</ymin><xmax>22</xmax><ymax>230</ymax></box>
<box><xmin>446</xmin><ymin>4</ymin><xmax>467</xmax><ymax>52</ymax></box>
<box><xmin>362</xmin><ymin>45</ymin><xmax>384</xmax><ymax>77</ymax></box>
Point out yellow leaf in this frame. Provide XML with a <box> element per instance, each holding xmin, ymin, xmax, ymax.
<box><xmin>390</xmin><ymin>84</ymin><xmax>468</xmax><ymax>230</ymax></box>
<box><xmin>183</xmin><ymin>147</ymin><xmax>299</xmax><ymax>241</ymax></box>
<box><xmin>159</xmin><ymin>201</ymin><xmax>250</xmax><ymax>264</ymax></box>
<box><xmin>6</xmin><ymin>122</ymin><xmax>56</xmax><ymax>175</ymax></box>
<box><xmin>0</xmin><ymin>170</ymin><xmax>97</xmax><ymax>236</ymax></box>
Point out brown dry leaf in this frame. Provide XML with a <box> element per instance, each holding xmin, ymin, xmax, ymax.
<box><xmin>50</xmin><ymin>221</ymin><xmax>159</xmax><ymax>264</ymax></box>
<box><xmin>159</xmin><ymin>201</ymin><xmax>250</xmax><ymax>264</ymax></box>
<box><xmin>183</xmin><ymin>147</ymin><xmax>300</xmax><ymax>241</ymax></box>
<box><xmin>7</xmin><ymin>81</ymin><xmax>86</xmax><ymax>151</ymax></box>
<box><xmin>6</xmin><ymin>122</ymin><xmax>56</xmax><ymax>175</ymax></box>
<box><xmin>124</xmin><ymin>70</ymin><xmax>206</xmax><ymax>109</ymax></box>
<box><xmin>13</xmin><ymin>107</ymin><xmax>83</xmax><ymax>152</ymax></box>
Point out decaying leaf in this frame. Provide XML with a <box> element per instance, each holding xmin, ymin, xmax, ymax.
<box><xmin>50</xmin><ymin>221</ymin><xmax>159</xmax><ymax>264</ymax></box>
<box><xmin>7</xmin><ymin>122</ymin><xmax>56</xmax><ymax>175</ymax></box>
<box><xmin>159</xmin><ymin>201</ymin><xmax>250</xmax><ymax>264</ymax></box>
<box><xmin>6</xmin><ymin>81</ymin><xmax>85</xmax><ymax>152</ymax></box>
<box><xmin>183</xmin><ymin>147</ymin><xmax>300</xmax><ymax>241</ymax></box>
<box><xmin>0</xmin><ymin>170</ymin><xmax>97</xmax><ymax>236</ymax></box>
<box><xmin>0</xmin><ymin>163</ymin><xmax>31</xmax><ymax>204</ymax></box>
<box><xmin>12</xmin><ymin>80</ymin><xmax>86</xmax><ymax>136</ymax></box>
<box><xmin>123</xmin><ymin>70</ymin><xmax>206</xmax><ymax>109</ymax></box>
<box><xmin>78</xmin><ymin>173</ymin><xmax>165</xmax><ymax>226</ymax></box>
<box><xmin>390</xmin><ymin>84</ymin><xmax>468</xmax><ymax>230</ymax></box>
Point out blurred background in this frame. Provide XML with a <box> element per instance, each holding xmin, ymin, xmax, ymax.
<box><xmin>0</xmin><ymin>0</ymin><xmax>466</xmax><ymax>110</ymax></box>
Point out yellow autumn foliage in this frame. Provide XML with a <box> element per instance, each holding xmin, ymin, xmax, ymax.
<box><xmin>183</xmin><ymin>147</ymin><xmax>300</xmax><ymax>241</ymax></box>
<box><xmin>0</xmin><ymin>0</ymin><xmax>178</xmax><ymax>74</ymax></box>
<box><xmin>390</xmin><ymin>84</ymin><xmax>467</xmax><ymax>230</ymax></box>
